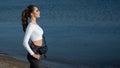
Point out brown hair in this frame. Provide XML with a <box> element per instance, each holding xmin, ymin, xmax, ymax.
<box><xmin>21</xmin><ymin>5</ymin><xmax>36</xmax><ymax>32</ymax></box>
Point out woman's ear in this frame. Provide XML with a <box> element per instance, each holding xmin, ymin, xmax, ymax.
<box><xmin>30</xmin><ymin>13</ymin><xmax>33</xmax><ymax>17</ymax></box>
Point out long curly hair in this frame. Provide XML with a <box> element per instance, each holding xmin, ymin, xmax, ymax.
<box><xmin>21</xmin><ymin>5</ymin><xmax>36</xmax><ymax>32</ymax></box>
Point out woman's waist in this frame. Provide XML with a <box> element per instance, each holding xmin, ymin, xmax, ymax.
<box><xmin>31</xmin><ymin>39</ymin><xmax>43</xmax><ymax>47</ymax></box>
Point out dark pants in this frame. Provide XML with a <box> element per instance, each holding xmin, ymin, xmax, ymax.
<box><xmin>27</xmin><ymin>44</ymin><xmax>45</xmax><ymax>68</ymax></box>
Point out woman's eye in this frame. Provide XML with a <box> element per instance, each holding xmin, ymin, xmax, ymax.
<box><xmin>36</xmin><ymin>10</ymin><xmax>39</xmax><ymax>12</ymax></box>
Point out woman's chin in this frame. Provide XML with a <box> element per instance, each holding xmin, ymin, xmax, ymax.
<box><xmin>37</xmin><ymin>16</ymin><xmax>40</xmax><ymax>18</ymax></box>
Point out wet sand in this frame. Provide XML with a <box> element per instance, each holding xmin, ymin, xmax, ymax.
<box><xmin>0</xmin><ymin>55</ymin><xmax>29</xmax><ymax>68</ymax></box>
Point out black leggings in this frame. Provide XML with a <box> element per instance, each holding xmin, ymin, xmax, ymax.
<box><xmin>27</xmin><ymin>44</ymin><xmax>45</xmax><ymax>68</ymax></box>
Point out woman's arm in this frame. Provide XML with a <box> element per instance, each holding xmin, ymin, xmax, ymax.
<box><xmin>23</xmin><ymin>24</ymin><xmax>35</xmax><ymax>55</ymax></box>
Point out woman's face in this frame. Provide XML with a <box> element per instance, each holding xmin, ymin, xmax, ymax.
<box><xmin>31</xmin><ymin>7</ymin><xmax>40</xmax><ymax>18</ymax></box>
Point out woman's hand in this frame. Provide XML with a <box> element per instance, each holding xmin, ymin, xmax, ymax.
<box><xmin>32</xmin><ymin>54</ymin><xmax>40</xmax><ymax>60</ymax></box>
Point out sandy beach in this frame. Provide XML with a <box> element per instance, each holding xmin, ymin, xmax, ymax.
<box><xmin>0</xmin><ymin>55</ymin><xmax>75</xmax><ymax>68</ymax></box>
<box><xmin>0</xmin><ymin>55</ymin><xmax>29</xmax><ymax>68</ymax></box>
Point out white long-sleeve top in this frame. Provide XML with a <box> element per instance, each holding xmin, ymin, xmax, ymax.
<box><xmin>23</xmin><ymin>23</ymin><xmax>43</xmax><ymax>55</ymax></box>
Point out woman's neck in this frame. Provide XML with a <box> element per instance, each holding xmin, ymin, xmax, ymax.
<box><xmin>30</xmin><ymin>17</ymin><xmax>37</xmax><ymax>24</ymax></box>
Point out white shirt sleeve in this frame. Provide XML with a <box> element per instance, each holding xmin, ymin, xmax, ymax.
<box><xmin>23</xmin><ymin>24</ymin><xmax>35</xmax><ymax>55</ymax></box>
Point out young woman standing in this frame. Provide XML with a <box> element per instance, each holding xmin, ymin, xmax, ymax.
<box><xmin>21</xmin><ymin>5</ymin><xmax>45</xmax><ymax>68</ymax></box>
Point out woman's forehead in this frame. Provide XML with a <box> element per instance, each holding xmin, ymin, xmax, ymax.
<box><xmin>33</xmin><ymin>7</ymin><xmax>38</xmax><ymax>10</ymax></box>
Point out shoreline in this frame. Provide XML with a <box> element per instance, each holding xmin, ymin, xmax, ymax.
<box><xmin>0</xmin><ymin>54</ymin><xmax>29</xmax><ymax>68</ymax></box>
<box><xmin>1</xmin><ymin>54</ymin><xmax>120</xmax><ymax>68</ymax></box>
<box><xmin>0</xmin><ymin>54</ymin><xmax>75</xmax><ymax>68</ymax></box>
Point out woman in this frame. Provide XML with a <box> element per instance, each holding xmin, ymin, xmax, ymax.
<box><xmin>21</xmin><ymin>5</ymin><xmax>45</xmax><ymax>68</ymax></box>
